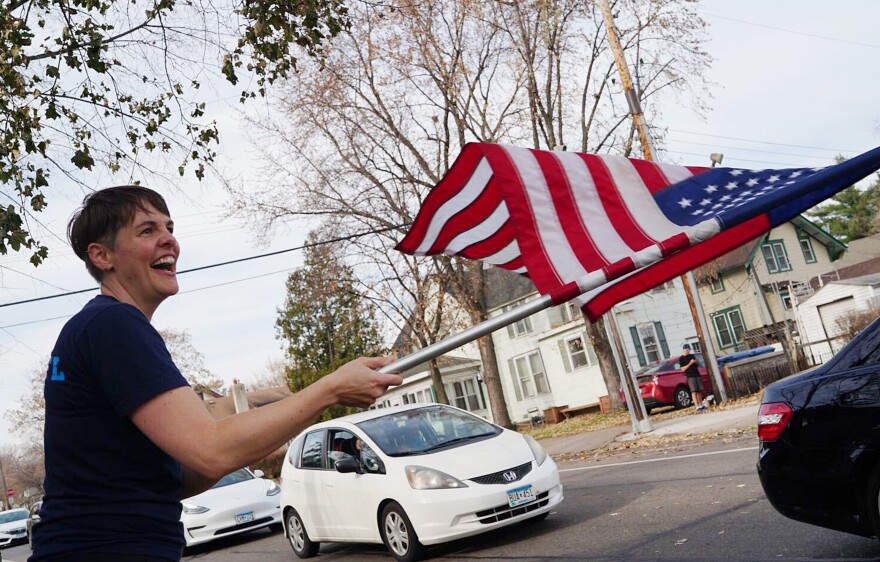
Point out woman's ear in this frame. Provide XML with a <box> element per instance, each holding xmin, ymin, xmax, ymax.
<box><xmin>87</xmin><ymin>242</ymin><xmax>113</xmax><ymax>273</ymax></box>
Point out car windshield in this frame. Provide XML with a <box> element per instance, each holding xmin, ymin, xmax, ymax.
<box><xmin>211</xmin><ymin>468</ymin><xmax>254</xmax><ymax>489</ymax></box>
<box><xmin>0</xmin><ymin>510</ymin><xmax>28</xmax><ymax>523</ymax></box>
<box><xmin>357</xmin><ymin>405</ymin><xmax>500</xmax><ymax>457</ymax></box>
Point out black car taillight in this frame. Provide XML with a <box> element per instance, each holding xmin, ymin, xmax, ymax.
<box><xmin>757</xmin><ymin>402</ymin><xmax>793</xmax><ymax>442</ymax></box>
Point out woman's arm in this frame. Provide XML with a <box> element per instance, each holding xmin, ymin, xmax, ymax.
<box><xmin>131</xmin><ymin>356</ymin><xmax>401</xmax><ymax>481</ymax></box>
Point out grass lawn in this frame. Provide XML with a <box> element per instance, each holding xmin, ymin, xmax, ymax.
<box><xmin>521</xmin><ymin>392</ymin><xmax>762</xmax><ymax>440</ymax></box>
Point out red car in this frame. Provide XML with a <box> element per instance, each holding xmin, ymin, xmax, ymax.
<box><xmin>619</xmin><ymin>353</ymin><xmax>713</xmax><ymax>413</ymax></box>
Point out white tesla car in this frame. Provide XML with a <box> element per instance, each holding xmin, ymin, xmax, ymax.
<box><xmin>181</xmin><ymin>467</ymin><xmax>282</xmax><ymax>547</ymax></box>
<box><xmin>280</xmin><ymin>403</ymin><xmax>562</xmax><ymax>562</ymax></box>
<box><xmin>0</xmin><ymin>508</ymin><xmax>28</xmax><ymax>546</ymax></box>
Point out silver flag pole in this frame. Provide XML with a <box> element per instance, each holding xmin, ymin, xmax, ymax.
<box><xmin>379</xmin><ymin>294</ymin><xmax>555</xmax><ymax>374</ymax></box>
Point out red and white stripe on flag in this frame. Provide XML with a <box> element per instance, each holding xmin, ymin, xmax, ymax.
<box><xmin>399</xmin><ymin>141</ymin><xmax>877</xmax><ymax>320</ymax></box>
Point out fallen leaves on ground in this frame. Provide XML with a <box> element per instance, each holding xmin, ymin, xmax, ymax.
<box><xmin>552</xmin><ymin>426</ymin><xmax>757</xmax><ymax>464</ymax></box>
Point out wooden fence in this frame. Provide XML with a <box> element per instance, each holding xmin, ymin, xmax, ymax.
<box><xmin>722</xmin><ymin>352</ymin><xmax>793</xmax><ymax>399</ymax></box>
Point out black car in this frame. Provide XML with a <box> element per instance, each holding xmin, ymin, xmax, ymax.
<box><xmin>757</xmin><ymin>315</ymin><xmax>880</xmax><ymax>537</ymax></box>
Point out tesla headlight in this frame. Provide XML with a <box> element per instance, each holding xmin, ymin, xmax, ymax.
<box><xmin>523</xmin><ymin>434</ymin><xmax>548</xmax><ymax>466</ymax></box>
<box><xmin>266</xmin><ymin>481</ymin><xmax>280</xmax><ymax>496</ymax></box>
<box><xmin>181</xmin><ymin>503</ymin><xmax>210</xmax><ymax>515</ymax></box>
<box><xmin>405</xmin><ymin>465</ymin><xmax>468</xmax><ymax>490</ymax></box>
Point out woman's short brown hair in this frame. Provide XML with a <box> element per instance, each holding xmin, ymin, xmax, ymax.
<box><xmin>68</xmin><ymin>185</ymin><xmax>171</xmax><ymax>282</ymax></box>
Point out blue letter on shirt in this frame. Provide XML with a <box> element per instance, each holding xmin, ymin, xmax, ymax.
<box><xmin>50</xmin><ymin>356</ymin><xmax>66</xmax><ymax>381</ymax></box>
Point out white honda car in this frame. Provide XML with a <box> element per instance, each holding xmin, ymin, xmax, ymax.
<box><xmin>181</xmin><ymin>467</ymin><xmax>282</xmax><ymax>547</ymax></box>
<box><xmin>280</xmin><ymin>403</ymin><xmax>562</xmax><ymax>562</ymax></box>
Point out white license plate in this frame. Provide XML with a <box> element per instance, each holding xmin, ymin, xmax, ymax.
<box><xmin>235</xmin><ymin>511</ymin><xmax>255</xmax><ymax>524</ymax></box>
<box><xmin>506</xmin><ymin>484</ymin><xmax>536</xmax><ymax>507</ymax></box>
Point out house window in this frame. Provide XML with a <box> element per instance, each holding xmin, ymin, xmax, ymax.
<box><xmin>504</xmin><ymin>303</ymin><xmax>533</xmax><ymax>338</ymax></box>
<box><xmin>507</xmin><ymin>351</ymin><xmax>550</xmax><ymax>400</ymax></box>
<box><xmin>629</xmin><ymin>322</ymin><xmax>669</xmax><ymax>367</ymax></box>
<box><xmin>800</xmin><ymin>238</ymin><xmax>817</xmax><ymax>263</ymax></box>
<box><xmin>710</xmin><ymin>274</ymin><xmax>724</xmax><ymax>294</ymax></box>
<box><xmin>447</xmin><ymin>379</ymin><xmax>483</xmax><ymax>412</ymax></box>
<box><xmin>651</xmin><ymin>280</ymin><xmax>675</xmax><ymax>293</ymax></box>
<box><xmin>404</xmin><ymin>389</ymin><xmax>434</xmax><ymax>405</ymax></box>
<box><xmin>762</xmin><ymin>240</ymin><xmax>791</xmax><ymax>273</ymax></box>
<box><xmin>558</xmin><ymin>333</ymin><xmax>598</xmax><ymax>372</ymax></box>
<box><xmin>779</xmin><ymin>288</ymin><xmax>793</xmax><ymax>310</ymax></box>
<box><xmin>566</xmin><ymin>335</ymin><xmax>589</xmax><ymax>368</ymax></box>
<box><xmin>560</xmin><ymin>302</ymin><xmax>580</xmax><ymax>323</ymax></box>
<box><xmin>711</xmin><ymin>307</ymin><xmax>746</xmax><ymax>349</ymax></box>
<box><xmin>547</xmin><ymin>302</ymin><xmax>581</xmax><ymax>327</ymax></box>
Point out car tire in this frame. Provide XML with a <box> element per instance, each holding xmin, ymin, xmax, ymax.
<box><xmin>865</xmin><ymin>464</ymin><xmax>880</xmax><ymax>536</ymax></box>
<box><xmin>380</xmin><ymin>501</ymin><xmax>425</xmax><ymax>562</ymax></box>
<box><xmin>286</xmin><ymin>508</ymin><xmax>319</xmax><ymax>558</ymax></box>
<box><xmin>674</xmin><ymin>386</ymin><xmax>692</xmax><ymax>409</ymax></box>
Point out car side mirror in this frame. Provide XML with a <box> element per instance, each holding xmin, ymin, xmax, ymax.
<box><xmin>334</xmin><ymin>456</ymin><xmax>362</xmax><ymax>474</ymax></box>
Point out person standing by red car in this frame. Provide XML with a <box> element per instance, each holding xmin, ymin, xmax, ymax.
<box><xmin>679</xmin><ymin>344</ymin><xmax>706</xmax><ymax>413</ymax></box>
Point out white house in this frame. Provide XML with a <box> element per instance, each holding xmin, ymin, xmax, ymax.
<box><xmin>487</xmin><ymin>273</ymin><xmax>699</xmax><ymax>425</ymax></box>
<box><xmin>796</xmin><ymin>253</ymin><xmax>880</xmax><ymax>361</ymax></box>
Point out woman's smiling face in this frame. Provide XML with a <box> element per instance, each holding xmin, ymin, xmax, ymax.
<box><xmin>97</xmin><ymin>203</ymin><xmax>180</xmax><ymax>316</ymax></box>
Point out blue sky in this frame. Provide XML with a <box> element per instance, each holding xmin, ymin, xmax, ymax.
<box><xmin>2</xmin><ymin>0</ymin><xmax>879</xmax><ymax>446</ymax></box>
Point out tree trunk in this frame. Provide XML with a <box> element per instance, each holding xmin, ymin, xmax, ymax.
<box><xmin>585</xmin><ymin>317</ymin><xmax>623</xmax><ymax>409</ymax></box>
<box><xmin>476</xmin><ymin>333</ymin><xmax>513</xmax><ymax>428</ymax></box>
<box><xmin>429</xmin><ymin>359</ymin><xmax>449</xmax><ymax>404</ymax></box>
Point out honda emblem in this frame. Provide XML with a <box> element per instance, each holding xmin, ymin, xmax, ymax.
<box><xmin>502</xmin><ymin>470</ymin><xmax>517</xmax><ymax>482</ymax></box>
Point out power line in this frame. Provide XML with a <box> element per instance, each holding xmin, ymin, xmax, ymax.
<box><xmin>704</xmin><ymin>12</ymin><xmax>880</xmax><ymax>50</ymax></box>
<box><xmin>0</xmin><ymin>223</ymin><xmax>409</xmax><ymax>309</ymax></box>
<box><xmin>661</xmin><ymin>149</ymin><xmax>811</xmax><ymax>168</ymax></box>
<box><xmin>667</xmin><ymin>129</ymin><xmax>860</xmax><ymax>155</ymax></box>
<box><xmin>666</xmin><ymin>138</ymin><xmax>845</xmax><ymax>161</ymax></box>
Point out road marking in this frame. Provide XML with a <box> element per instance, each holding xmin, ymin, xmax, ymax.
<box><xmin>557</xmin><ymin>446</ymin><xmax>758</xmax><ymax>473</ymax></box>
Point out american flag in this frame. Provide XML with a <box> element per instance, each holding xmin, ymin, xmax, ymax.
<box><xmin>396</xmin><ymin>143</ymin><xmax>880</xmax><ymax>321</ymax></box>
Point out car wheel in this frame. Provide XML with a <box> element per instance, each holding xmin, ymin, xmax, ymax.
<box><xmin>674</xmin><ymin>386</ymin><xmax>692</xmax><ymax>409</ymax></box>
<box><xmin>865</xmin><ymin>464</ymin><xmax>880</xmax><ymax>536</ymax></box>
<box><xmin>286</xmin><ymin>509</ymin><xmax>319</xmax><ymax>558</ymax></box>
<box><xmin>380</xmin><ymin>501</ymin><xmax>425</xmax><ymax>562</ymax></box>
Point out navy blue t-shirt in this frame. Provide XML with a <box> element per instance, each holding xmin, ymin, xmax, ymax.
<box><xmin>30</xmin><ymin>295</ymin><xmax>190</xmax><ymax>561</ymax></box>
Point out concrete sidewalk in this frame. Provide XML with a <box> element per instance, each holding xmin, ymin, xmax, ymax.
<box><xmin>538</xmin><ymin>402</ymin><xmax>760</xmax><ymax>457</ymax></box>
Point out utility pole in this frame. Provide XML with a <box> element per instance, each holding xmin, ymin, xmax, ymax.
<box><xmin>598</xmin><ymin>0</ymin><xmax>728</xmax><ymax>403</ymax></box>
<box><xmin>0</xmin><ymin>455</ymin><xmax>9</xmax><ymax>510</ymax></box>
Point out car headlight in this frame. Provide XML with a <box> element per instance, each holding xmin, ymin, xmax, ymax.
<box><xmin>181</xmin><ymin>503</ymin><xmax>210</xmax><ymax>515</ymax></box>
<box><xmin>266</xmin><ymin>481</ymin><xmax>281</xmax><ymax>496</ymax></box>
<box><xmin>523</xmin><ymin>434</ymin><xmax>548</xmax><ymax>466</ymax></box>
<box><xmin>405</xmin><ymin>465</ymin><xmax>468</xmax><ymax>489</ymax></box>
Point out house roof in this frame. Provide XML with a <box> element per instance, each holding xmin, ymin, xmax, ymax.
<box><xmin>392</xmin><ymin>267</ymin><xmax>537</xmax><ymax>351</ymax></box>
<box><xmin>834</xmin><ymin>256</ymin><xmax>880</xmax><ymax>282</ymax></box>
<box><xmin>829</xmin><ymin>271</ymin><xmax>880</xmax><ymax>287</ymax></box>
<box><xmin>828</xmin><ymin>233</ymin><xmax>880</xmax><ymax>269</ymax></box>
<box><xmin>694</xmin><ymin>239</ymin><xmax>761</xmax><ymax>277</ymax></box>
<box><xmin>484</xmin><ymin>267</ymin><xmax>537</xmax><ymax>309</ymax></box>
